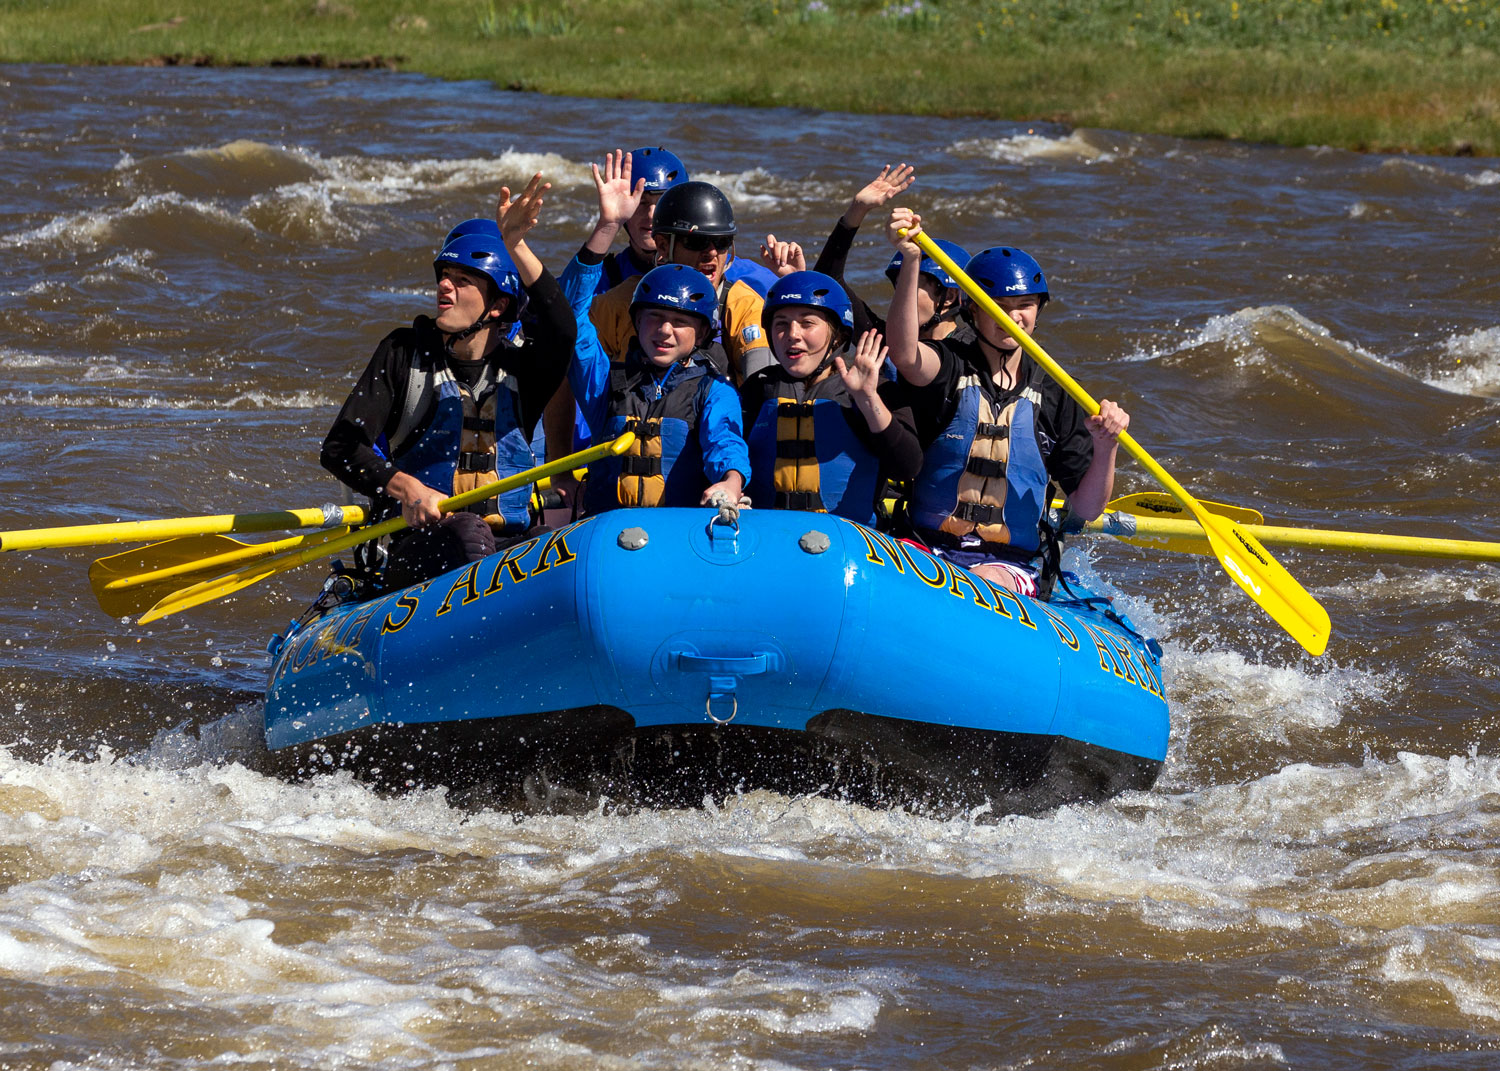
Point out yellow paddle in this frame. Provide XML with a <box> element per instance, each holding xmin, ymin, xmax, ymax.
<box><xmin>92</xmin><ymin>468</ymin><xmax>599</xmax><ymax>617</ymax></box>
<box><xmin>911</xmin><ymin>229</ymin><xmax>1331</xmax><ymax>655</ymax></box>
<box><xmin>90</xmin><ymin>529</ymin><xmax>351</xmax><ymax>618</ymax></box>
<box><xmin>1082</xmin><ymin>511</ymin><xmax>1500</xmax><ymax>563</ymax></box>
<box><xmin>0</xmin><ymin>503</ymin><xmax>367</xmax><ymax>553</ymax></box>
<box><xmin>136</xmin><ymin>433</ymin><xmax>636</xmax><ymax>624</ymax></box>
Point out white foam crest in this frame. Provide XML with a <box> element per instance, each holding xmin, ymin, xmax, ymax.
<box><xmin>695</xmin><ymin>167</ymin><xmax>784</xmax><ymax>215</ymax></box>
<box><xmin>1167</xmin><ymin>645</ymin><xmax>1391</xmax><ymax>738</ymax></box>
<box><xmin>1320</xmin><ymin>563</ymin><xmax>1500</xmax><ymax>605</ymax></box>
<box><xmin>949</xmin><ymin>130</ymin><xmax>1118</xmax><ymax>165</ymax></box>
<box><xmin>1424</xmin><ymin>326</ymin><xmax>1500</xmax><ymax>398</ymax></box>
<box><xmin>79</xmin><ymin>251</ymin><xmax>167</xmax><ymax>286</ymax></box>
<box><xmin>1380</xmin><ymin>929</ymin><xmax>1500</xmax><ymax>1021</ymax></box>
<box><xmin>0</xmin><ymin>192</ymin><xmax>256</xmax><ymax>252</ymax></box>
<box><xmin>0</xmin><ymin>388</ymin><xmax>335</xmax><ymax>410</ymax></box>
<box><xmin>1468</xmin><ymin>169</ymin><xmax>1500</xmax><ymax>187</ymax></box>
<box><xmin>316</xmin><ymin>147</ymin><xmax>592</xmax><ymax>203</ymax></box>
<box><xmin>1122</xmin><ymin>304</ymin><xmax>1398</xmax><ymax>373</ymax></box>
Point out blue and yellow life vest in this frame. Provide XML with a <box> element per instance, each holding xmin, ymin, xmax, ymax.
<box><xmin>743</xmin><ymin>374</ymin><xmax>881</xmax><ymax>523</ymax></box>
<box><xmin>909</xmin><ymin>358</ymin><xmax>1051</xmax><ymax>558</ymax></box>
<box><xmin>583</xmin><ymin>351</ymin><xmax>717</xmax><ymax>512</ymax></box>
<box><xmin>387</xmin><ymin>347</ymin><xmax>535</xmax><ymax>531</ymax></box>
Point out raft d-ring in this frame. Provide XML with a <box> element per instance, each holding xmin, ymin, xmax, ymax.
<box><xmin>706</xmin><ymin>693</ymin><xmax>738</xmax><ymax>725</ymax></box>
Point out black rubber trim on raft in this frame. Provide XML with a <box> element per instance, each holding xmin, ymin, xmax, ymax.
<box><xmin>264</xmin><ymin>706</ymin><xmax>1162</xmax><ymax>817</ymax></box>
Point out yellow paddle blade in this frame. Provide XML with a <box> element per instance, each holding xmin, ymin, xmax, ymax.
<box><xmin>137</xmin><ymin>432</ymin><xmax>637</xmax><ymax>624</ymax></box>
<box><xmin>1108</xmin><ymin>491</ymin><xmax>1264</xmax><ymax>526</ymax></box>
<box><xmin>1</xmin><ymin>504</ymin><xmax>366</xmax><ymax>552</ymax></box>
<box><xmin>90</xmin><ymin>530</ymin><xmax>347</xmax><ymax>617</ymax></box>
<box><xmin>1084</xmin><ymin>512</ymin><xmax>1500</xmax><ymax>563</ymax></box>
<box><xmin>910</xmin><ymin>228</ymin><xmax>1332</xmax><ymax>655</ymax></box>
<box><xmin>1197</xmin><ymin>509</ymin><xmax>1331</xmax><ymax>656</ymax></box>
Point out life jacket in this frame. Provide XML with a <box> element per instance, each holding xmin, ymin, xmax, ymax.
<box><xmin>909</xmin><ymin>354</ymin><xmax>1052</xmax><ymax>560</ymax></box>
<box><xmin>589</xmin><ymin>275</ymin><xmax>768</xmax><ymax>386</ymax></box>
<box><xmin>583</xmin><ymin>349</ymin><xmax>717</xmax><ymax>513</ymax></box>
<box><xmin>743</xmin><ymin>373</ymin><xmax>881</xmax><ymax>523</ymax></box>
<box><xmin>386</xmin><ymin>345</ymin><xmax>535</xmax><ymax>531</ymax></box>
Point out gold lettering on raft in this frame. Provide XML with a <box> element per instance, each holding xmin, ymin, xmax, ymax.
<box><xmin>529</xmin><ymin>520</ymin><xmax>584</xmax><ymax>576</ymax></box>
<box><xmin>483</xmin><ymin>538</ymin><xmax>538</xmax><ymax>595</ymax></box>
<box><xmin>436</xmin><ymin>562</ymin><xmax>483</xmax><ymax>617</ymax></box>
<box><xmin>896</xmin><ymin>541</ymin><xmax>948</xmax><ymax>590</ymax></box>
<box><xmin>946</xmin><ymin>564</ymin><xmax>994</xmax><ymax>611</ymax></box>
<box><xmin>326</xmin><ymin>602</ymin><xmax>380</xmax><ymax>663</ymax></box>
<box><xmin>979</xmin><ymin>577</ymin><xmax>1036</xmax><ymax>630</ymax></box>
<box><xmin>850</xmin><ymin>523</ymin><xmax>907</xmax><ymax>574</ymax></box>
<box><xmin>1035</xmin><ymin>602</ymin><xmax>1081</xmax><ymax>651</ymax></box>
<box><xmin>1080</xmin><ymin>622</ymin><xmax>1126</xmax><ymax>678</ymax></box>
<box><xmin>381</xmin><ymin>587</ymin><xmax>425</xmax><ymax>634</ymax></box>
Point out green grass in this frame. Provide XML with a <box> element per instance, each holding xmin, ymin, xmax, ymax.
<box><xmin>2</xmin><ymin>0</ymin><xmax>1497</xmax><ymax>154</ymax></box>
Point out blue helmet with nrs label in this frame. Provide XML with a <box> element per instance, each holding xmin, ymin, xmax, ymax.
<box><xmin>884</xmin><ymin>238</ymin><xmax>971</xmax><ymax>291</ymax></box>
<box><xmin>631</xmin><ymin>147</ymin><xmax>688</xmax><ymax>194</ymax></box>
<box><xmin>629</xmin><ymin>264</ymin><xmax>719</xmax><ymax>336</ymax></box>
<box><xmin>964</xmin><ymin>246</ymin><xmax>1049</xmax><ymax>306</ymax></box>
<box><xmin>434</xmin><ymin>218</ymin><xmax>523</xmax><ymax>322</ymax></box>
<box><xmin>762</xmin><ymin>271</ymin><xmax>855</xmax><ymax>348</ymax></box>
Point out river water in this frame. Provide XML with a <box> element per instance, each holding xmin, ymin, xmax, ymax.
<box><xmin>1</xmin><ymin>62</ymin><xmax>1498</xmax><ymax>1069</ymax></box>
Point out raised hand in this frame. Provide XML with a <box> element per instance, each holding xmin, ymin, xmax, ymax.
<box><xmin>593</xmin><ymin>149</ymin><xmax>644</xmax><ymax>229</ymax></box>
<box><xmin>844</xmin><ymin>163</ymin><xmax>916</xmax><ymax>227</ymax></box>
<box><xmin>760</xmin><ymin>232</ymin><xmax>806</xmax><ymax>276</ymax></box>
<box><xmin>496</xmin><ymin>172</ymin><xmax>551</xmax><ymax>249</ymax></box>
<box><xmin>835</xmin><ymin>329</ymin><xmax>889</xmax><ymax>402</ymax></box>
<box><xmin>885</xmin><ymin>206</ymin><xmax>922</xmax><ymax>256</ymax></box>
<box><xmin>855</xmin><ymin>163</ymin><xmax>915</xmax><ymax>211</ymax></box>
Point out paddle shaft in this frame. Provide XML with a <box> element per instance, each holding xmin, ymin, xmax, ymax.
<box><xmin>909</xmin><ymin>229</ymin><xmax>1330</xmax><ymax>655</ymax></box>
<box><xmin>137</xmin><ymin>434</ymin><xmax>636</xmax><ymax>623</ymax></box>
<box><xmin>912</xmin><ymin>232</ymin><xmax>1199</xmax><ymax>508</ymax></box>
<box><xmin>0</xmin><ymin>504</ymin><xmax>367</xmax><ymax>552</ymax></box>
<box><xmin>1089</xmin><ymin>512</ymin><xmax>1500</xmax><ymax>562</ymax></box>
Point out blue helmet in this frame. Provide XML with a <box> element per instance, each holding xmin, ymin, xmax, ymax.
<box><xmin>884</xmin><ymin>238</ymin><xmax>970</xmax><ymax>290</ymax></box>
<box><xmin>762</xmin><ymin>271</ymin><xmax>855</xmax><ymax>346</ymax></box>
<box><xmin>964</xmin><ymin>246</ymin><xmax>1049</xmax><ymax>305</ymax></box>
<box><xmin>629</xmin><ymin>264</ymin><xmax>718</xmax><ymax>334</ymax></box>
<box><xmin>434</xmin><ymin>219</ymin><xmax>523</xmax><ymax>320</ymax></box>
<box><xmin>631</xmin><ymin>147</ymin><xmax>688</xmax><ymax>194</ymax></box>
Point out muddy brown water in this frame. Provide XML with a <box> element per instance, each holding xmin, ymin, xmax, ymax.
<box><xmin>1</xmin><ymin>63</ymin><xmax>1499</xmax><ymax>1069</ymax></box>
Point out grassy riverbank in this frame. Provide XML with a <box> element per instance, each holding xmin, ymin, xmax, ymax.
<box><xmin>4</xmin><ymin>0</ymin><xmax>1497</xmax><ymax>155</ymax></box>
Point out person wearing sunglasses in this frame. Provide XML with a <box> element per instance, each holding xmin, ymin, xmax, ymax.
<box><xmin>585</xmin><ymin>178</ymin><xmax>773</xmax><ymax>389</ymax></box>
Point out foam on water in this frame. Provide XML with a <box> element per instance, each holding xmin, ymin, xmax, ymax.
<box><xmin>948</xmin><ymin>130</ymin><xmax>1120</xmax><ymax>165</ymax></box>
<box><xmin>0</xmin><ymin>388</ymin><xmax>337</xmax><ymax>411</ymax></box>
<box><xmin>1425</xmin><ymin>326</ymin><xmax>1500</xmax><ymax>398</ymax></box>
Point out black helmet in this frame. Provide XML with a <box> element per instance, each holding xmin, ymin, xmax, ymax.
<box><xmin>651</xmin><ymin>180</ymin><xmax>736</xmax><ymax>238</ymax></box>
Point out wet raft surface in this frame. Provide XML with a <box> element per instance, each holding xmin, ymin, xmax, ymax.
<box><xmin>1</xmin><ymin>63</ymin><xmax>1499</xmax><ymax>1070</ymax></box>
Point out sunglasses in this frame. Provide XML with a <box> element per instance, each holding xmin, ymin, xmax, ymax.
<box><xmin>679</xmin><ymin>233</ymin><xmax>733</xmax><ymax>253</ymax></box>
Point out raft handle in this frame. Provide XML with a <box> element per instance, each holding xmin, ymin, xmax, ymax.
<box><xmin>675</xmin><ymin>652</ymin><xmax>775</xmax><ymax>675</ymax></box>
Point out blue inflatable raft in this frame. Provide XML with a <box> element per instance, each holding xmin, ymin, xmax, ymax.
<box><xmin>264</xmin><ymin>508</ymin><xmax>1169</xmax><ymax>814</ymax></box>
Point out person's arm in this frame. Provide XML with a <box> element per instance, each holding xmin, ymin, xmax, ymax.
<box><xmin>320</xmin><ymin>334</ymin><xmax>405</xmax><ymax>499</ymax></box>
<box><xmin>839</xmin><ymin>162</ymin><xmax>914</xmax><ymax>232</ymax></box>
<box><xmin>698</xmin><ymin>377</ymin><xmax>750</xmax><ymax>504</ymax></box>
<box><xmin>1066</xmin><ymin>399</ymin><xmax>1129</xmax><ymax>521</ymax></box>
<box><xmin>835</xmin><ymin>331</ymin><xmax>923</xmax><ymax>481</ymax></box>
<box><xmin>496</xmin><ymin>172</ymin><xmax>551</xmax><ymax>288</ymax></box>
<box><xmin>581</xmin><ymin>150</ymin><xmax>644</xmax><ymax>258</ymax></box>
<box><xmin>320</xmin><ymin>331</ymin><xmax>455</xmax><ymax>527</ymax></box>
<box><xmin>512</xmin><ymin>267</ymin><xmax>577</xmax><ymax>435</ymax></box>
<box><xmin>883</xmin><ymin>208</ymin><xmax>941</xmax><ymax>386</ymax></box>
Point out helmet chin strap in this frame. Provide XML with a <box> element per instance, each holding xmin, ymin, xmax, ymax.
<box><xmin>443</xmin><ymin>297</ymin><xmax>505</xmax><ymax>358</ymax></box>
<box><xmin>973</xmin><ymin>320</ymin><xmax>1021</xmax><ymax>390</ymax></box>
